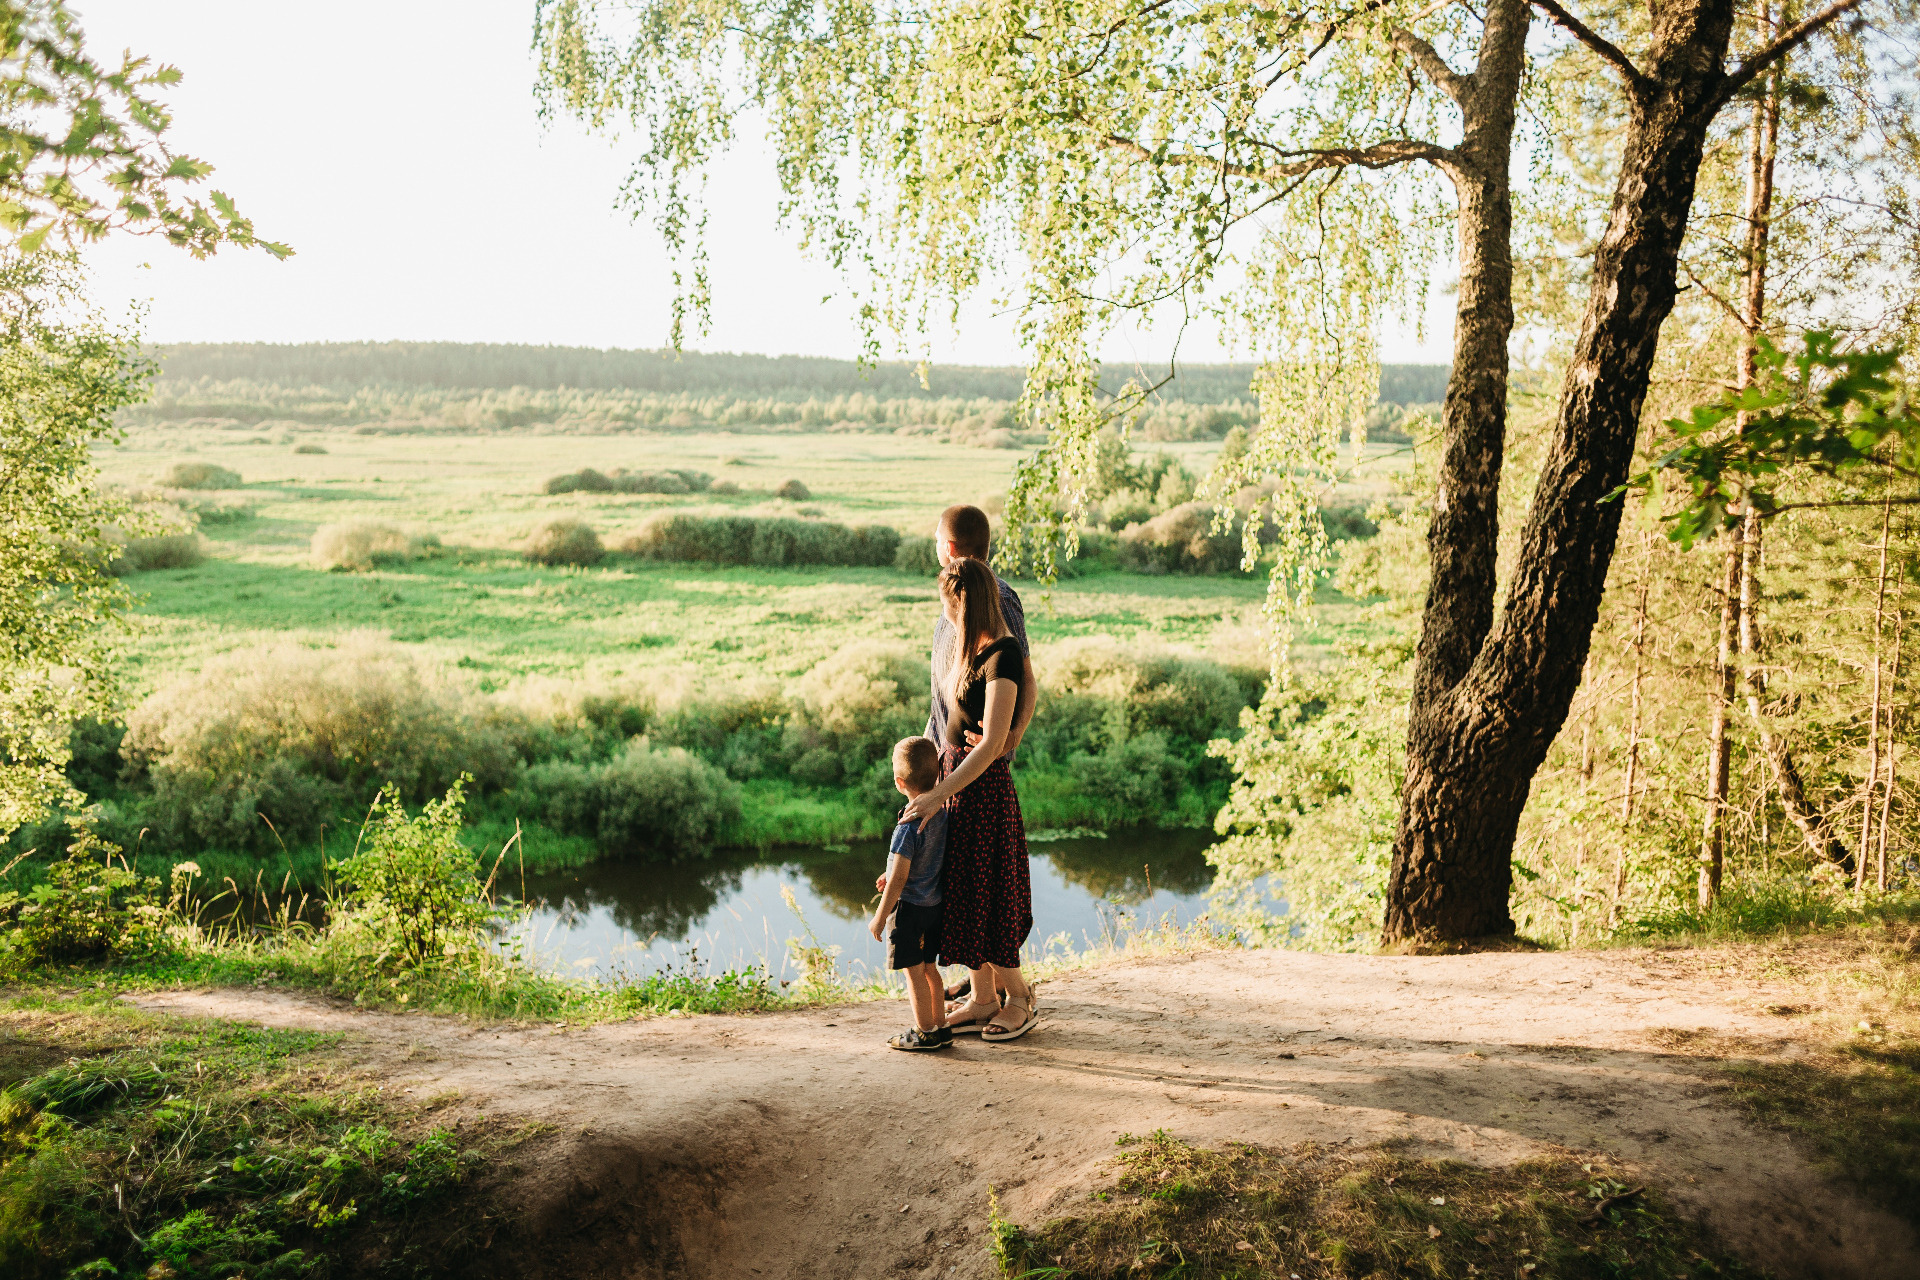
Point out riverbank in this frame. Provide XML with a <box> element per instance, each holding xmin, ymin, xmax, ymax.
<box><xmin>7</xmin><ymin>924</ymin><xmax>1917</xmax><ymax>1278</ymax></box>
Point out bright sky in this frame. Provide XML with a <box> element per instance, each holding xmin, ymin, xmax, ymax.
<box><xmin>76</xmin><ymin>0</ymin><xmax>1452</xmax><ymax>366</ymax></box>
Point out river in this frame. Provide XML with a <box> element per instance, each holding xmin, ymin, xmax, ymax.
<box><xmin>499</xmin><ymin>828</ymin><xmax>1224</xmax><ymax>983</ymax></box>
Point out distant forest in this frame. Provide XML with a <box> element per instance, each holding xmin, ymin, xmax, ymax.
<box><xmin>149</xmin><ymin>342</ymin><xmax>1450</xmax><ymax>407</ymax></box>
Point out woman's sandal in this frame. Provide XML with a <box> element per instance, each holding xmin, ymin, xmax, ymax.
<box><xmin>944</xmin><ymin>999</ymin><xmax>1001</xmax><ymax>1035</ymax></box>
<box><xmin>945</xmin><ymin>977</ymin><xmax>1010</xmax><ymax>1004</ymax></box>
<box><xmin>981</xmin><ymin>995</ymin><xmax>1037</xmax><ymax>1042</ymax></box>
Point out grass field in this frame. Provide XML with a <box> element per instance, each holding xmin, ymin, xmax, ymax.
<box><xmin>97</xmin><ymin>427</ymin><xmax>1275</xmax><ymax>692</ymax></box>
<box><xmin>29</xmin><ymin>423</ymin><xmax>1408</xmax><ymax>890</ymax></box>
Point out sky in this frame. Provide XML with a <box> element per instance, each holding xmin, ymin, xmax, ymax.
<box><xmin>76</xmin><ymin>1</ymin><xmax>1452</xmax><ymax>367</ymax></box>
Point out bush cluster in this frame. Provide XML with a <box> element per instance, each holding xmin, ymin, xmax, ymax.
<box><xmin>525</xmin><ymin>741</ymin><xmax>741</xmax><ymax>856</ymax></box>
<box><xmin>524</xmin><ymin>518</ymin><xmax>604</xmax><ymax>566</ymax></box>
<box><xmin>1117</xmin><ymin>502</ymin><xmax>1248</xmax><ymax>575</ymax></box>
<box><xmin>310</xmin><ymin>521</ymin><xmax>435</xmax><ymax>571</ymax></box>
<box><xmin>118</xmin><ymin>634</ymin><xmax>514</xmax><ymax>853</ymax></box>
<box><xmin>163</xmin><ymin>461</ymin><xmax>242</xmax><ymax>489</ymax></box>
<box><xmin>894</xmin><ymin>534</ymin><xmax>941</xmax><ymax>576</ymax></box>
<box><xmin>774</xmin><ymin>477</ymin><xmax>810</xmax><ymax>501</ymax></box>
<box><xmin>110</xmin><ymin>531</ymin><xmax>205</xmax><ymax>574</ymax></box>
<box><xmin>292</xmin><ymin>441</ymin><xmax>328</xmax><ymax>454</ymax></box>
<box><xmin>542</xmin><ymin>466</ymin><xmax>712</xmax><ymax>495</ymax></box>
<box><xmin>620</xmin><ymin>513</ymin><xmax>899</xmax><ymax>568</ymax></box>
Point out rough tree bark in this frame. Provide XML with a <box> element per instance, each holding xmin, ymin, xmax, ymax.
<box><xmin>1381</xmin><ymin>0</ymin><xmax>1860</xmax><ymax>942</ymax></box>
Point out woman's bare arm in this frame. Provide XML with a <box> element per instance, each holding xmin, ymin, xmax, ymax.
<box><xmin>902</xmin><ymin>678</ymin><xmax>1016</xmax><ymax>825</ymax></box>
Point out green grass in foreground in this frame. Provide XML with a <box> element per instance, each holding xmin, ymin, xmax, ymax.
<box><xmin>0</xmin><ymin>988</ymin><xmax>539</xmax><ymax>1280</ymax></box>
<box><xmin>992</xmin><ymin>1130</ymin><xmax>1753</xmax><ymax>1280</ymax></box>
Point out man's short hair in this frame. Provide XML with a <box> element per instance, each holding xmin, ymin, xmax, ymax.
<box><xmin>938</xmin><ymin>504</ymin><xmax>991</xmax><ymax>560</ymax></box>
<box><xmin>892</xmin><ymin>736</ymin><xmax>940</xmax><ymax>792</ymax></box>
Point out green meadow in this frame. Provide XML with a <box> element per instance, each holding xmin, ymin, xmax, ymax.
<box><xmin>24</xmin><ymin>422</ymin><xmax>1435</xmax><ymax>894</ymax></box>
<box><xmin>96</xmin><ymin>427</ymin><xmax>1266</xmax><ymax>693</ymax></box>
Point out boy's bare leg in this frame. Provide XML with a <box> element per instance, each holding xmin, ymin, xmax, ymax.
<box><xmin>905</xmin><ymin>963</ymin><xmax>943</xmax><ymax>1031</ymax></box>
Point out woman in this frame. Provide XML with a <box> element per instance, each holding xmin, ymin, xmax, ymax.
<box><xmin>901</xmin><ymin>557</ymin><xmax>1037</xmax><ymax>1041</ymax></box>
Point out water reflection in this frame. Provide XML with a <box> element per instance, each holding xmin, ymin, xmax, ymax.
<box><xmin>504</xmin><ymin>828</ymin><xmax>1222</xmax><ymax>980</ymax></box>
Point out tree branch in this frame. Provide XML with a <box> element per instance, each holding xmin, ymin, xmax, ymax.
<box><xmin>1101</xmin><ymin>133</ymin><xmax>1457</xmax><ymax>183</ymax></box>
<box><xmin>1391</xmin><ymin>28</ymin><xmax>1470</xmax><ymax>104</ymax></box>
<box><xmin>1527</xmin><ymin>0</ymin><xmax>1646</xmax><ymax>89</ymax></box>
<box><xmin>1717</xmin><ymin>0</ymin><xmax>1866</xmax><ymax>106</ymax></box>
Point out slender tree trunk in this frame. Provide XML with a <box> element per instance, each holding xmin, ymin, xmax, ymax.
<box><xmin>1878</xmin><ymin>605</ymin><xmax>1904</xmax><ymax>891</ymax></box>
<box><xmin>1384</xmin><ymin>0</ymin><xmax>1747</xmax><ymax>942</ymax></box>
<box><xmin>1620</xmin><ymin>539</ymin><xmax>1650</xmax><ymax>830</ymax></box>
<box><xmin>1860</xmin><ymin>492</ymin><xmax>1893</xmax><ymax>889</ymax></box>
<box><xmin>1701</xmin><ymin>527</ymin><xmax>1742</xmax><ymax>906</ymax></box>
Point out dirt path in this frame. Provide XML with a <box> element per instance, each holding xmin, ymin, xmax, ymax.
<box><xmin>138</xmin><ymin>948</ymin><xmax>1916</xmax><ymax>1279</ymax></box>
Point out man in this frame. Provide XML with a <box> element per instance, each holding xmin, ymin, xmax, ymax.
<box><xmin>925</xmin><ymin>504</ymin><xmax>1037</xmax><ymax>758</ymax></box>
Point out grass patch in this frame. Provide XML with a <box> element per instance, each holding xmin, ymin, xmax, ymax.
<box><xmin>1633</xmin><ymin>918</ymin><xmax>1920</xmax><ymax>1230</ymax></box>
<box><xmin>994</xmin><ymin>1130</ymin><xmax>1753</xmax><ymax>1279</ymax></box>
<box><xmin>0</xmin><ymin>987</ymin><xmax>533</xmax><ymax>1280</ymax></box>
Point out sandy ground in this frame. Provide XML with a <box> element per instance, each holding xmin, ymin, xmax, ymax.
<box><xmin>137</xmin><ymin>948</ymin><xmax>1918</xmax><ymax>1279</ymax></box>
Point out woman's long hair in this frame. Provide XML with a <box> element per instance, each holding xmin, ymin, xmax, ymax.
<box><xmin>939</xmin><ymin>557</ymin><xmax>1007</xmax><ymax>721</ymax></box>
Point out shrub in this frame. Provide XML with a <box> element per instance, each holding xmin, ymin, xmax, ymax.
<box><xmin>543</xmin><ymin>467</ymin><xmax>712</xmax><ymax>495</ymax></box>
<box><xmin>310</xmin><ymin>521</ymin><xmax>423</xmax><ymax>571</ymax></box>
<box><xmin>894</xmin><ymin>534</ymin><xmax>940</xmax><ymax>576</ymax></box>
<box><xmin>293</xmin><ymin>442</ymin><xmax>328</xmax><ymax>454</ymax></box>
<box><xmin>122</xmin><ymin>634</ymin><xmax>516</xmax><ymax>852</ymax></box>
<box><xmin>163</xmin><ymin>461</ymin><xmax>242</xmax><ymax>489</ymax></box>
<box><xmin>524</xmin><ymin>518</ymin><xmax>604</xmax><ymax>566</ymax></box>
<box><xmin>774</xmin><ymin>477</ymin><xmax>811</xmax><ymax>501</ymax></box>
<box><xmin>0</xmin><ymin>837</ymin><xmax>168</xmax><ymax>972</ymax></box>
<box><xmin>526</xmin><ymin>740</ymin><xmax>740</xmax><ymax>857</ymax></box>
<box><xmin>1117</xmin><ymin>502</ymin><xmax>1248</xmax><ymax>574</ymax></box>
<box><xmin>709</xmin><ymin>479</ymin><xmax>741</xmax><ymax>495</ymax></box>
<box><xmin>1023</xmin><ymin>640</ymin><xmax>1254</xmax><ymax>767</ymax></box>
<box><xmin>110</xmin><ymin>532</ymin><xmax>205</xmax><ymax>574</ymax></box>
<box><xmin>620</xmin><ymin>513</ymin><xmax>898</xmax><ymax>567</ymax></box>
<box><xmin>331</xmin><ymin>780</ymin><xmax>492</xmax><ymax>970</ymax></box>
<box><xmin>1067</xmin><ymin>731</ymin><xmax>1192</xmax><ymax>822</ymax></box>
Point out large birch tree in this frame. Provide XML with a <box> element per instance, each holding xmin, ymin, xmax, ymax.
<box><xmin>536</xmin><ymin>0</ymin><xmax>1875</xmax><ymax>941</ymax></box>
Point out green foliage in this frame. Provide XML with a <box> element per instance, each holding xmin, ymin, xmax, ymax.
<box><xmin>0</xmin><ymin>838</ymin><xmax>168</xmax><ymax>972</ymax></box>
<box><xmin>0</xmin><ymin>3</ymin><xmax>288</xmax><ymax>258</ymax></box>
<box><xmin>773</xmin><ymin>477</ymin><xmax>810</xmax><ymax>501</ymax></box>
<box><xmin>0</xmin><ymin>255</ymin><xmax>154</xmax><ymax>838</ymax></box>
<box><xmin>0</xmin><ymin>1001</ymin><xmax>491</xmax><ymax>1280</ymax></box>
<box><xmin>893</xmin><ymin>533</ymin><xmax>940</xmax><ymax>575</ymax></box>
<box><xmin>1620</xmin><ymin>333</ymin><xmax>1920</xmax><ymax>547</ymax></box>
<box><xmin>621</xmin><ymin>512</ymin><xmax>900</xmax><ymax>567</ymax></box>
<box><xmin>162</xmin><ymin>461</ymin><xmax>242</xmax><ymax>490</ymax></box>
<box><xmin>330</xmin><ymin>780</ymin><xmax>494</xmax><ymax>972</ymax></box>
<box><xmin>120</xmin><ymin>634</ymin><xmax>515</xmax><ymax>854</ymax></box>
<box><xmin>525</xmin><ymin>740</ymin><xmax>741</xmax><ymax>857</ymax></box>
<box><xmin>523</xmin><ymin>517</ymin><xmax>605</xmax><ymax>566</ymax></box>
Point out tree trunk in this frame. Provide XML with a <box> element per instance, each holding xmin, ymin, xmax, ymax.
<box><xmin>1728</xmin><ymin>48</ymin><xmax>1854</xmax><ymax>875</ymax></box>
<box><xmin>1384</xmin><ymin>0</ymin><xmax>1743</xmax><ymax>943</ymax></box>
<box><xmin>1860</xmin><ymin>491</ymin><xmax>1893</xmax><ymax>888</ymax></box>
<box><xmin>1700</xmin><ymin>527</ymin><xmax>1742</xmax><ymax>907</ymax></box>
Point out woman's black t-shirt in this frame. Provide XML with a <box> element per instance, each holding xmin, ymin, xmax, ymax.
<box><xmin>942</xmin><ymin>635</ymin><xmax>1026</xmax><ymax>748</ymax></box>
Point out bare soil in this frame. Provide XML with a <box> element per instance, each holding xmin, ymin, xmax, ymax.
<box><xmin>135</xmin><ymin>947</ymin><xmax>1918</xmax><ymax>1279</ymax></box>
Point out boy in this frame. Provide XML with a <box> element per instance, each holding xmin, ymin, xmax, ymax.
<box><xmin>870</xmin><ymin>735</ymin><xmax>952</xmax><ymax>1051</ymax></box>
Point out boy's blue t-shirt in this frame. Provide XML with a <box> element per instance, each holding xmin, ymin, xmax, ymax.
<box><xmin>888</xmin><ymin>808</ymin><xmax>949</xmax><ymax>908</ymax></box>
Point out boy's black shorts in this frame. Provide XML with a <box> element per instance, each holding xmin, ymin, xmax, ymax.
<box><xmin>888</xmin><ymin>901</ymin><xmax>943</xmax><ymax>970</ymax></box>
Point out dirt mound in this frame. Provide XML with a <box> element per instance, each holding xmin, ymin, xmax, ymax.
<box><xmin>138</xmin><ymin>948</ymin><xmax>1918</xmax><ymax>1279</ymax></box>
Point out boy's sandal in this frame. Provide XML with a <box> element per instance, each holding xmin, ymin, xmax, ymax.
<box><xmin>981</xmin><ymin>996</ymin><xmax>1037</xmax><ymax>1042</ymax></box>
<box><xmin>944</xmin><ymin>1000</ymin><xmax>1001</xmax><ymax>1035</ymax></box>
<box><xmin>889</xmin><ymin>1026</ymin><xmax>952</xmax><ymax>1052</ymax></box>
